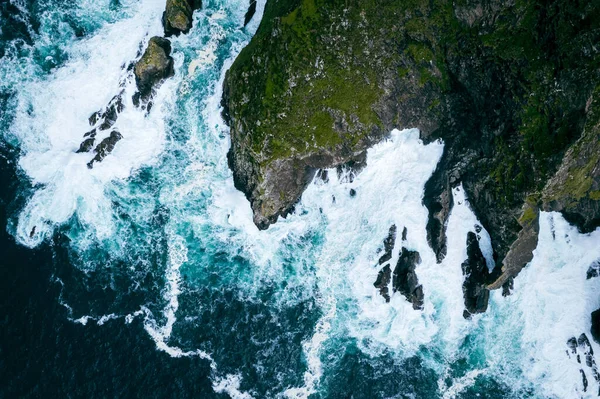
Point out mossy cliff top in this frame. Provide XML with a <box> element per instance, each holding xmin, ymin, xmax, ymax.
<box><xmin>223</xmin><ymin>0</ymin><xmax>600</xmax><ymax>281</ymax></box>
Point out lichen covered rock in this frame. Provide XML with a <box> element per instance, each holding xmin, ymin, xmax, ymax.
<box><xmin>163</xmin><ymin>0</ymin><xmax>200</xmax><ymax>37</ymax></box>
<box><xmin>133</xmin><ymin>37</ymin><xmax>174</xmax><ymax>105</ymax></box>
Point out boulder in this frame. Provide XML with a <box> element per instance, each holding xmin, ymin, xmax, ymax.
<box><xmin>163</xmin><ymin>0</ymin><xmax>200</xmax><ymax>37</ymax></box>
<box><xmin>133</xmin><ymin>37</ymin><xmax>174</xmax><ymax>105</ymax></box>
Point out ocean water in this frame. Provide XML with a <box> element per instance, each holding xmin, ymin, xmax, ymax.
<box><xmin>1</xmin><ymin>1</ymin><xmax>600</xmax><ymax>398</ymax></box>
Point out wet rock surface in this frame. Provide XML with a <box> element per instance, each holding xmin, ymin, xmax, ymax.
<box><xmin>377</xmin><ymin>225</ymin><xmax>397</xmax><ymax>265</ymax></box>
<box><xmin>244</xmin><ymin>0</ymin><xmax>257</xmax><ymax>27</ymax></box>
<box><xmin>592</xmin><ymin>309</ymin><xmax>600</xmax><ymax>344</ymax></box>
<box><xmin>462</xmin><ymin>232</ymin><xmax>491</xmax><ymax>318</ymax></box>
<box><xmin>566</xmin><ymin>333</ymin><xmax>600</xmax><ymax>395</ymax></box>
<box><xmin>133</xmin><ymin>37</ymin><xmax>174</xmax><ymax>105</ymax></box>
<box><xmin>87</xmin><ymin>130</ymin><xmax>123</xmax><ymax>169</ymax></box>
<box><xmin>393</xmin><ymin>248</ymin><xmax>424</xmax><ymax>310</ymax></box>
<box><xmin>488</xmin><ymin>201</ymin><xmax>540</xmax><ymax>290</ymax></box>
<box><xmin>162</xmin><ymin>0</ymin><xmax>200</xmax><ymax>37</ymax></box>
<box><xmin>373</xmin><ymin>264</ymin><xmax>391</xmax><ymax>303</ymax></box>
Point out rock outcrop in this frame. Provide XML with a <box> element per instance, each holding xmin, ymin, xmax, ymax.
<box><xmin>462</xmin><ymin>232</ymin><xmax>491</xmax><ymax>318</ymax></box>
<box><xmin>87</xmin><ymin>130</ymin><xmax>123</xmax><ymax>169</ymax></box>
<box><xmin>223</xmin><ymin>0</ymin><xmax>600</xmax><ymax>293</ymax></box>
<box><xmin>162</xmin><ymin>0</ymin><xmax>200</xmax><ymax>37</ymax></box>
<box><xmin>592</xmin><ymin>310</ymin><xmax>600</xmax><ymax>345</ymax></box>
<box><xmin>244</xmin><ymin>0</ymin><xmax>257</xmax><ymax>27</ymax></box>
<box><xmin>393</xmin><ymin>248</ymin><xmax>424</xmax><ymax>310</ymax></box>
<box><xmin>487</xmin><ymin>201</ymin><xmax>539</xmax><ymax>291</ymax></box>
<box><xmin>133</xmin><ymin>37</ymin><xmax>174</xmax><ymax>106</ymax></box>
<box><xmin>566</xmin><ymin>333</ymin><xmax>600</xmax><ymax>394</ymax></box>
<box><xmin>76</xmin><ymin>93</ymin><xmax>125</xmax><ymax>167</ymax></box>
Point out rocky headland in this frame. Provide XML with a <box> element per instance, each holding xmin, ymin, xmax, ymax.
<box><xmin>222</xmin><ymin>0</ymin><xmax>600</xmax><ymax>310</ymax></box>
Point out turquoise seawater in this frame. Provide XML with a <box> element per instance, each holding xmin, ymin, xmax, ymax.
<box><xmin>2</xmin><ymin>1</ymin><xmax>600</xmax><ymax>398</ymax></box>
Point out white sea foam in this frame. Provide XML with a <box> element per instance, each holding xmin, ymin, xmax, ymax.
<box><xmin>483</xmin><ymin>212</ymin><xmax>600</xmax><ymax>398</ymax></box>
<box><xmin>11</xmin><ymin>0</ymin><xmax>169</xmax><ymax>247</ymax></box>
<box><xmin>213</xmin><ymin>374</ymin><xmax>255</xmax><ymax>399</ymax></box>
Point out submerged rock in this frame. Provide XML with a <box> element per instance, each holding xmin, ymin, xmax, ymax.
<box><xmin>163</xmin><ymin>0</ymin><xmax>200</xmax><ymax>37</ymax></box>
<box><xmin>393</xmin><ymin>248</ymin><xmax>424</xmax><ymax>310</ymax></box>
<box><xmin>133</xmin><ymin>37</ymin><xmax>174</xmax><ymax>105</ymax></box>
<box><xmin>462</xmin><ymin>232</ymin><xmax>490</xmax><ymax>318</ymax></box>
<box><xmin>87</xmin><ymin>130</ymin><xmax>123</xmax><ymax>169</ymax></box>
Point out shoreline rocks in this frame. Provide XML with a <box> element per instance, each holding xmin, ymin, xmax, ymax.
<box><xmin>133</xmin><ymin>37</ymin><xmax>174</xmax><ymax>106</ymax></box>
<box><xmin>393</xmin><ymin>248</ymin><xmax>424</xmax><ymax>310</ymax></box>
<box><xmin>163</xmin><ymin>0</ymin><xmax>200</xmax><ymax>37</ymax></box>
<box><xmin>462</xmin><ymin>232</ymin><xmax>491</xmax><ymax>318</ymax></box>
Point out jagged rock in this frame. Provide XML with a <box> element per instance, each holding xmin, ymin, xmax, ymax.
<box><xmin>87</xmin><ymin>130</ymin><xmax>123</xmax><ymax>169</ymax></box>
<box><xmin>462</xmin><ymin>232</ymin><xmax>490</xmax><ymax>318</ymax></box>
<box><xmin>133</xmin><ymin>37</ymin><xmax>174</xmax><ymax>105</ymax></box>
<box><xmin>566</xmin><ymin>333</ymin><xmax>600</xmax><ymax>393</ymax></box>
<box><xmin>373</xmin><ymin>264</ymin><xmax>391</xmax><ymax>302</ymax></box>
<box><xmin>541</xmin><ymin>90</ymin><xmax>600</xmax><ymax>234</ymax></box>
<box><xmin>77</xmin><ymin>137</ymin><xmax>96</xmax><ymax>153</ymax></box>
<box><xmin>378</xmin><ymin>225</ymin><xmax>397</xmax><ymax>265</ymax></box>
<box><xmin>581</xmin><ymin>369</ymin><xmax>589</xmax><ymax>392</ymax></box>
<box><xmin>315</xmin><ymin>169</ymin><xmax>328</xmax><ymax>183</ymax></box>
<box><xmin>349</xmin><ymin>188</ymin><xmax>356</xmax><ymax>197</ymax></box>
<box><xmin>244</xmin><ymin>0</ymin><xmax>257</xmax><ymax>27</ymax></box>
<box><xmin>488</xmin><ymin>201</ymin><xmax>539</xmax><ymax>290</ymax></box>
<box><xmin>424</xmin><ymin>166</ymin><xmax>453</xmax><ymax>263</ymax></box>
<box><xmin>98</xmin><ymin>94</ymin><xmax>124</xmax><ymax>130</ymax></box>
<box><xmin>162</xmin><ymin>0</ymin><xmax>200</xmax><ymax>37</ymax></box>
<box><xmin>587</xmin><ymin>259</ymin><xmax>600</xmax><ymax>279</ymax></box>
<box><xmin>592</xmin><ymin>309</ymin><xmax>600</xmax><ymax>344</ymax></box>
<box><xmin>393</xmin><ymin>248</ymin><xmax>424</xmax><ymax>310</ymax></box>
<box><xmin>401</xmin><ymin>227</ymin><xmax>407</xmax><ymax>241</ymax></box>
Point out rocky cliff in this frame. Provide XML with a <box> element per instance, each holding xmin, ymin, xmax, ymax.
<box><xmin>222</xmin><ymin>0</ymin><xmax>600</xmax><ymax>291</ymax></box>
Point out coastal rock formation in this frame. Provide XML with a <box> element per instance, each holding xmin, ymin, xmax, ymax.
<box><xmin>592</xmin><ymin>309</ymin><xmax>600</xmax><ymax>344</ymax></box>
<box><xmin>393</xmin><ymin>248</ymin><xmax>424</xmax><ymax>310</ymax></box>
<box><xmin>76</xmin><ymin>93</ymin><xmax>124</xmax><ymax>156</ymax></box>
<box><xmin>133</xmin><ymin>37</ymin><xmax>174</xmax><ymax>105</ymax></box>
<box><xmin>87</xmin><ymin>130</ymin><xmax>123</xmax><ymax>169</ymax></box>
<box><xmin>566</xmin><ymin>334</ymin><xmax>600</xmax><ymax>394</ymax></box>
<box><xmin>487</xmin><ymin>201</ymin><xmax>539</xmax><ymax>291</ymax></box>
<box><xmin>377</xmin><ymin>225</ymin><xmax>397</xmax><ymax>265</ymax></box>
<box><xmin>162</xmin><ymin>0</ymin><xmax>200</xmax><ymax>37</ymax></box>
<box><xmin>244</xmin><ymin>0</ymin><xmax>257</xmax><ymax>27</ymax></box>
<box><xmin>223</xmin><ymin>0</ymin><xmax>600</xmax><ymax>293</ymax></box>
<box><xmin>462</xmin><ymin>232</ymin><xmax>491</xmax><ymax>318</ymax></box>
<box><xmin>373</xmin><ymin>264</ymin><xmax>391</xmax><ymax>303</ymax></box>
